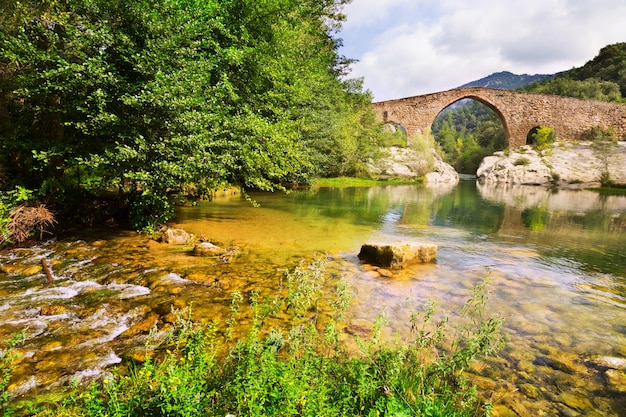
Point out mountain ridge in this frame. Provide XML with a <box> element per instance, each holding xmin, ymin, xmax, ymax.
<box><xmin>458</xmin><ymin>71</ymin><xmax>558</xmax><ymax>90</ymax></box>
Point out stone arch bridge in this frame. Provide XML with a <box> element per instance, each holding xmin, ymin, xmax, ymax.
<box><xmin>372</xmin><ymin>87</ymin><xmax>626</xmax><ymax>149</ymax></box>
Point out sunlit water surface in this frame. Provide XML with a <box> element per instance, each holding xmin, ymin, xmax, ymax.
<box><xmin>1</xmin><ymin>180</ymin><xmax>625</xmax><ymax>415</ymax></box>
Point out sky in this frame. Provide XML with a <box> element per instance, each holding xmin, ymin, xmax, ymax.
<box><xmin>338</xmin><ymin>0</ymin><xmax>626</xmax><ymax>101</ymax></box>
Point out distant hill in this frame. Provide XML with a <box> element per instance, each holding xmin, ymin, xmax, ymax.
<box><xmin>459</xmin><ymin>71</ymin><xmax>557</xmax><ymax>90</ymax></box>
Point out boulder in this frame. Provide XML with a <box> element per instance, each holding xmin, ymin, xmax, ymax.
<box><xmin>162</xmin><ymin>228</ymin><xmax>191</xmax><ymax>244</ymax></box>
<box><xmin>426</xmin><ymin>154</ymin><xmax>460</xmax><ymax>185</ymax></box>
<box><xmin>366</xmin><ymin>146</ymin><xmax>459</xmax><ymax>185</ymax></box>
<box><xmin>193</xmin><ymin>242</ymin><xmax>226</xmax><ymax>257</ymax></box>
<box><xmin>358</xmin><ymin>242</ymin><xmax>437</xmax><ymax>269</ymax></box>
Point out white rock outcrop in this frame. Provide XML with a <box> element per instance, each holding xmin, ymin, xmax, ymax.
<box><xmin>477</xmin><ymin>142</ymin><xmax>626</xmax><ymax>187</ymax></box>
<box><xmin>367</xmin><ymin>146</ymin><xmax>459</xmax><ymax>186</ymax></box>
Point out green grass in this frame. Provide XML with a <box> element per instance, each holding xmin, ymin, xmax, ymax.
<box><xmin>312</xmin><ymin>177</ymin><xmax>423</xmax><ymax>188</ymax></box>
<box><xmin>9</xmin><ymin>257</ymin><xmax>505</xmax><ymax>417</ymax></box>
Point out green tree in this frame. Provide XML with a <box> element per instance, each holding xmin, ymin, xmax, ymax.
<box><xmin>1</xmin><ymin>0</ymin><xmax>377</xmax><ymax>231</ymax></box>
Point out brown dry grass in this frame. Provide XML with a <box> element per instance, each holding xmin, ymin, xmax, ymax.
<box><xmin>7</xmin><ymin>204</ymin><xmax>56</xmax><ymax>243</ymax></box>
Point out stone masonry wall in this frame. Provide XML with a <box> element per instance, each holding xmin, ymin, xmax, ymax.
<box><xmin>372</xmin><ymin>87</ymin><xmax>626</xmax><ymax>149</ymax></box>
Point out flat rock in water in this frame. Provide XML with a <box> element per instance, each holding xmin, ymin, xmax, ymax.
<box><xmin>358</xmin><ymin>242</ymin><xmax>437</xmax><ymax>269</ymax></box>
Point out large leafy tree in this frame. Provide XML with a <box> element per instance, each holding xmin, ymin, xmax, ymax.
<box><xmin>0</xmin><ymin>0</ymin><xmax>379</xmax><ymax>229</ymax></box>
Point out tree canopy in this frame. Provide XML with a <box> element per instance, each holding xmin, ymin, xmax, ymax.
<box><xmin>0</xmin><ymin>0</ymin><xmax>382</xmax><ymax>230</ymax></box>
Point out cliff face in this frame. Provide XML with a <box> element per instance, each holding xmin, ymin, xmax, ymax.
<box><xmin>477</xmin><ymin>142</ymin><xmax>626</xmax><ymax>187</ymax></box>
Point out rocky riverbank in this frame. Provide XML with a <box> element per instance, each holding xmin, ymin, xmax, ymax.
<box><xmin>477</xmin><ymin>141</ymin><xmax>626</xmax><ymax>187</ymax></box>
<box><xmin>367</xmin><ymin>146</ymin><xmax>459</xmax><ymax>186</ymax></box>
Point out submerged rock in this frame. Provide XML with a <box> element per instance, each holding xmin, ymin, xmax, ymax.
<box><xmin>589</xmin><ymin>356</ymin><xmax>626</xmax><ymax>370</ymax></box>
<box><xmin>358</xmin><ymin>242</ymin><xmax>437</xmax><ymax>269</ymax></box>
<box><xmin>192</xmin><ymin>242</ymin><xmax>226</xmax><ymax>257</ymax></box>
<box><xmin>605</xmin><ymin>369</ymin><xmax>626</xmax><ymax>393</ymax></box>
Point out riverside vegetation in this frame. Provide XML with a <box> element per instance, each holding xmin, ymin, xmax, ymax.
<box><xmin>0</xmin><ymin>0</ymin><xmax>391</xmax><ymax>237</ymax></box>
<box><xmin>2</xmin><ymin>257</ymin><xmax>505</xmax><ymax>417</ymax></box>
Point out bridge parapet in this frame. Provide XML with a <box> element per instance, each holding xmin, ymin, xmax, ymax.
<box><xmin>372</xmin><ymin>87</ymin><xmax>626</xmax><ymax>149</ymax></box>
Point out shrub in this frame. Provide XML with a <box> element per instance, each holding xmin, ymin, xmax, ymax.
<box><xmin>514</xmin><ymin>157</ymin><xmax>531</xmax><ymax>166</ymax></box>
<box><xmin>581</xmin><ymin>125</ymin><xmax>617</xmax><ymax>142</ymax></box>
<box><xmin>532</xmin><ymin>126</ymin><xmax>556</xmax><ymax>151</ymax></box>
<box><xmin>30</xmin><ymin>258</ymin><xmax>505</xmax><ymax>417</ymax></box>
<box><xmin>407</xmin><ymin>131</ymin><xmax>437</xmax><ymax>176</ymax></box>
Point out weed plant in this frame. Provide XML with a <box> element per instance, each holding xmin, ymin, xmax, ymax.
<box><xmin>1</xmin><ymin>332</ymin><xmax>25</xmax><ymax>417</ymax></box>
<box><xmin>24</xmin><ymin>257</ymin><xmax>504</xmax><ymax>417</ymax></box>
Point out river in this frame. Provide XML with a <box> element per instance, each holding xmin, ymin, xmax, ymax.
<box><xmin>1</xmin><ymin>180</ymin><xmax>625</xmax><ymax>415</ymax></box>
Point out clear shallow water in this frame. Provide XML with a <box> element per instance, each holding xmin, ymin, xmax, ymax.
<box><xmin>1</xmin><ymin>181</ymin><xmax>626</xmax><ymax>415</ymax></box>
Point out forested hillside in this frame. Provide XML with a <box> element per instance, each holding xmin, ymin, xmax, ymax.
<box><xmin>0</xmin><ymin>0</ymin><xmax>383</xmax><ymax>234</ymax></box>
<box><xmin>524</xmin><ymin>42</ymin><xmax>626</xmax><ymax>102</ymax></box>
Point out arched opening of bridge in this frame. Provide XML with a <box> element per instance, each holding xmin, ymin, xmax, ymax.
<box><xmin>381</xmin><ymin>122</ymin><xmax>408</xmax><ymax>147</ymax></box>
<box><xmin>432</xmin><ymin>99</ymin><xmax>506</xmax><ymax>174</ymax></box>
<box><xmin>526</xmin><ymin>126</ymin><xmax>540</xmax><ymax>146</ymax></box>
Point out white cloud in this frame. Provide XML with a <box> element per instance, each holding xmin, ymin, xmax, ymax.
<box><xmin>339</xmin><ymin>0</ymin><xmax>626</xmax><ymax>101</ymax></box>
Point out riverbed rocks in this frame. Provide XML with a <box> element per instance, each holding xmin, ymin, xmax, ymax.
<box><xmin>358</xmin><ymin>242</ymin><xmax>437</xmax><ymax>269</ymax></box>
<box><xmin>477</xmin><ymin>141</ymin><xmax>626</xmax><ymax>187</ymax></box>
<box><xmin>121</xmin><ymin>312</ymin><xmax>159</xmax><ymax>338</ymax></box>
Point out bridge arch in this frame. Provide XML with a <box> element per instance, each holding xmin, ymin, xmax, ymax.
<box><xmin>372</xmin><ymin>87</ymin><xmax>626</xmax><ymax>149</ymax></box>
<box><xmin>433</xmin><ymin>94</ymin><xmax>511</xmax><ymax>146</ymax></box>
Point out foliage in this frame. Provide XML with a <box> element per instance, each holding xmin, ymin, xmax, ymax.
<box><xmin>524</xmin><ymin>43</ymin><xmax>626</xmax><ymax>101</ymax></box>
<box><xmin>531</xmin><ymin>126</ymin><xmax>556</xmax><ymax>152</ymax></box>
<box><xmin>30</xmin><ymin>258</ymin><xmax>505</xmax><ymax>417</ymax></box>
<box><xmin>524</xmin><ymin>77</ymin><xmax>624</xmax><ymax>102</ymax></box>
<box><xmin>379</xmin><ymin>124</ymin><xmax>408</xmax><ymax>148</ymax></box>
<box><xmin>432</xmin><ymin>101</ymin><xmax>505</xmax><ymax>174</ymax></box>
<box><xmin>581</xmin><ymin>125</ymin><xmax>618</xmax><ymax>142</ymax></box>
<box><xmin>585</xmin><ymin>126</ymin><xmax>619</xmax><ymax>187</ymax></box>
<box><xmin>312</xmin><ymin>177</ymin><xmax>418</xmax><ymax>187</ymax></box>
<box><xmin>1</xmin><ymin>332</ymin><xmax>25</xmax><ymax>417</ymax></box>
<box><xmin>567</xmin><ymin>42</ymin><xmax>626</xmax><ymax>97</ymax></box>
<box><xmin>0</xmin><ymin>0</ymin><xmax>381</xmax><ymax>231</ymax></box>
